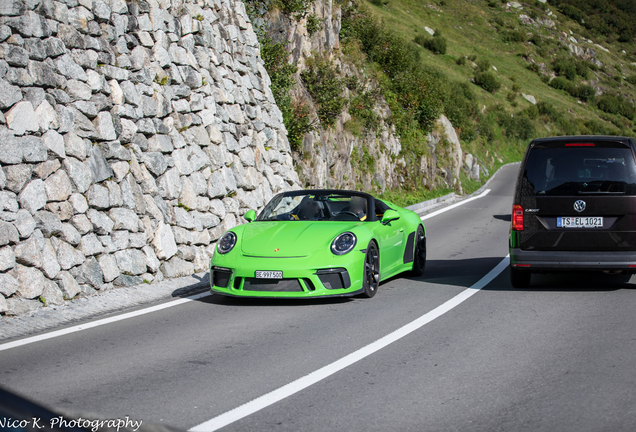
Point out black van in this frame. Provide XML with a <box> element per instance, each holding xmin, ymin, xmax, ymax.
<box><xmin>509</xmin><ymin>135</ymin><xmax>636</xmax><ymax>288</ymax></box>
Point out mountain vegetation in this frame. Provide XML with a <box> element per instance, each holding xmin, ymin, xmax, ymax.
<box><xmin>244</xmin><ymin>0</ymin><xmax>636</xmax><ymax>205</ymax></box>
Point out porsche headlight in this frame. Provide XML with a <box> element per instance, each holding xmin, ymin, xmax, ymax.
<box><xmin>217</xmin><ymin>232</ymin><xmax>237</xmax><ymax>254</ymax></box>
<box><xmin>331</xmin><ymin>232</ymin><xmax>357</xmax><ymax>255</ymax></box>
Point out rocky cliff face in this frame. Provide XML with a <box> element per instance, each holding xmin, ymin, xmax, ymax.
<box><xmin>259</xmin><ymin>0</ymin><xmax>403</xmax><ymax>191</ymax></box>
<box><xmin>254</xmin><ymin>0</ymin><xmax>466</xmax><ymax>193</ymax></box>
<box><xmin>0</xmin><ymin>0</ymin><xmax>299</xmax><ymax>315</ymax></box>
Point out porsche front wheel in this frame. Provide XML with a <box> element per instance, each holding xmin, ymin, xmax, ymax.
<box><xmin>361</xmin><ymin>242</ymin><xmax>380</xmax><ymax>298</ymax></box>
<box><xmin>410</xmin><ymin>225</ymin><xmax>426</xmax><ymax>276</ymax></box>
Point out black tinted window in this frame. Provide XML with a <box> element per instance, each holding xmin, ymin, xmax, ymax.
<box><xmin>522</xmin><ymin>146</ymin><xmax>636</xmax><ymax>196</ymax></box>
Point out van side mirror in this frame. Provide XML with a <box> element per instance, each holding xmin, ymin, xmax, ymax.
<box><xmin>244</xmin><ymin>210</ymin><xmax>256</xmax><ymax>222</ymax></box>
<box><xmin>381</xmin><ymin>209</ymin><xmax>400</xmax><ymax>225</ymax></box>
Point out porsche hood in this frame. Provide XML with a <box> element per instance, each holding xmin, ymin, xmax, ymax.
<box><xmin>239</xmin><ymin>221</ymin><xmax>361</xmax><ymax>257</ymax></box>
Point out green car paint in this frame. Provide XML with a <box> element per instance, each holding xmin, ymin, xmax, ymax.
<box><xmin>209</xmin><ymin>190</ymin><xmax>426</xmax><ymax>298</ymax></box>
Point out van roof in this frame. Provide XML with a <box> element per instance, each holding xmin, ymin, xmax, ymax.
<box><xmin>531</xmin><ymin>135</ymin><xmax>633</xmax><ymax>145</ymax></box>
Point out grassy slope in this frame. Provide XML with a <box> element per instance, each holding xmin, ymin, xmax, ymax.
<box><xmin>369</xmin><ymin>0</ymin><xmax>636</xmax><ymax>128</ymax></box>
<box><xmin>368</xmin><ymin>0</ymin><xmax>636</xmax><ymax>204</ymax></box>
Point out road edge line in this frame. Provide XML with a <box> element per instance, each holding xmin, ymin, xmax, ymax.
<box><xmin>0</xmin><ymin>291</ymin><xmax>211</xmax><ymax>352</ymax></box>
<box><xmin>421</xmin><ymin>188</ymin><xmax>490</xmax><ymax>221</ymax></box>
<box><xmin>189</xmin><ymin>255</ymin><xmax>511</xmax><ymax>432</ymax></box>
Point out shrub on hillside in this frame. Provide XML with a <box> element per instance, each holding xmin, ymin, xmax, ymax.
<box><xmin>572</xmin><ymin>85</ymin><xmax>595</xmax><ymax>102</ymax></box>
<box><xmin>553</xmin><ymin>0</ymin><xmax>635</xmax><ymax>43</ymax></box>
<box><xmin>474</xmin><ymin>71</ymin><xmax>501</xmax><ymax>93</ymax></box>
<box><xmin>260</xmin><ymin>37</ymin><xmax>313</xmax><ymax>150</ymax></box>
<box><xmin>529</xmin><ymin>34</ymin><xmax>543</xmax><ymax>46</ymax></box>
<box><xmin>500</xmin><ymin>29</ymin><xmax>526</xmax><ymax>43</ymax></box>
<box><xmin>278</xmin><ymin>0</ymin><xmax>313</xmax><ymax>18</ymax></box>
<box><xmin>301</xmin><ymin>55</ymin><xmax>346</xmax><ymax>127</ymax></box>
<box><xmin>502</xmin><ymin>115</ymin><xmax>536</xmax><ymax>140</ymax></box>
<box><xmin>391</xmin><ymin>68</ymin><xmax>443</xmax><ymax>131</ymax></box>
<box><xmin>415</xmin><ymin>31</ymin><xmax>447</xmax><ymax>55</ymax></box>
<box><xmin>552</xmin><ymin>56</ymin><xmax>577</xmax><ymax>80</ymax></box>
<box><xmin>286</xmin><ymin>102</ymin><xmax>315</xmax><ymax>149</ymax></box>
<box><xmin>552</xmin><ymin>56</ymin><xmax>591</xmax><ymax>81</ymax></box>
<box><xmin>597</xmin><ymin>94</ymin><xmax>622</xmax><ymax>115</ymax></box>
<box><xmin>342</xmin><ymin>3</ymin><xmax>443</xmax><ymax>135</ymax></box>
<box><xmin>476</xmin><ymin>58</ymin><xmax>491</xmax><ymax>72</ymax></box>
<box><xmin>584</xmin><ymin>119</ymin><xmax>620</xmax><ymax>136</ymax></box>
<box><xmin>306</xmin><ymin>14</ymin><xmax>324</xmax><ymax>36</ymax></box>
<box><xmin>349</xmin><ymin>89</ymin><xmax>382</xmax><ymax>133</ymax></box>
<box><xmin>596</xmin><ymin>94</ymin><xmax>635</xmax><ymax>120</ymax></box>
<box><xmin>443</xmin><ymin>81</ymin><xmax>478</xmax><ymax>140</ymax></box>
<box><xmin>560</xmin><ymin>4</ymin><xmax>584</xmax><ymax>24</ymax></box>
<box><xmin>549</xmin><ymin>76</ymin><xmax>574</xmax><ymax>92</ymax></box>
<box><xmin>367</xmin><ymin>31</ymin><xmax>421</xmax><ymax>77</ymax></box>
<box><xmin>537</xmin><ymin>101</ymin><xmax>561</xmax><ymax>119</ymax></box>
<box><xmin>521</xmin><ymin>104</ymin><xmax>539</xmax><ymax>119</ymax></box>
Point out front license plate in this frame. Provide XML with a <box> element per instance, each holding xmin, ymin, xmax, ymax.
<box><xmin>557</xmin><ymin>216</ymin><xmax>603</xmax><ymax>228</ymax></box>
<box><xmin>255</xmin><ymin>270</ymin><xmax>283</xmax><ymax>279</ymax></box>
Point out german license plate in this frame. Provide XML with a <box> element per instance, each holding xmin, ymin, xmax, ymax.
<box><xmin>557</xmin><ymin>216</ymin><xmax>603</xmax><ymax>228</ymax></box>
<box><xmin>255</xmin><ymin>270</ymin><xmax>283</xmax><ymax>279</ymax></box>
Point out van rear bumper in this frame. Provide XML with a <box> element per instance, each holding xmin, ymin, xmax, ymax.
<box><xmin>510</xmin><ymin>248</ymin><xmax>636</xmax><ymax>270</ymax></box>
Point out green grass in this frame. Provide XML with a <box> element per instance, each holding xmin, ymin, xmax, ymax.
<box><xmin>356</xmin><ymin>0</ymin><xmax>636</xmax><ymax>197</ymax></box>
<box><xmin>364</xmin><ymin>0</ymin><xmax>636</xmax><ymax>136</ymax></box>
<box><xmin>248</xmin><ymin>0</ymin><xmax>636</xmax><ymax>200</ymax></box>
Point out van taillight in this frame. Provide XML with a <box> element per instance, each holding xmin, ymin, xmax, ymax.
<box><xmin>512</xmin><ymin>205</ymin><xmax>524</xmax><ymax>231</ymax></box>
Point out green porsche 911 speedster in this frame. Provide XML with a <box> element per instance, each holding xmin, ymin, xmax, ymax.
<box><xmin>209</xmin><ymin>189</ymin><xmax>426</xmax><ymax>299</ymax></box>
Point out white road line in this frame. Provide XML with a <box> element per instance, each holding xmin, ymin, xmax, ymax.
<box><xmin>0</xmin><ymin>291</ymin><xmax>211</xmax><ymax>352</ymax></box>
<box><xmin>190</xmin><ymin>255</ymin><xmax>511</xmax><ymax>432</ymax></box>
<box><xmin>421</xmin><ymin>188</ymin><xmax>491</xmax><ymax>220</ymax></box>
<box><xmin>0</xmin><ymin>187</ymin><xmax>492</xmax><ymax>352</ymax></box>
<box><xmin>0</xmin><ymin>187</ymin><xmax>491</xmax><ymax>352</ymax></box>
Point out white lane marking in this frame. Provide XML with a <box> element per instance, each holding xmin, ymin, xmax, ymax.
<box><xmin>0</xmin><ymin>187</ymin><xmax>492</xmax><ymax>352</ymax></box>
<box><xmin>0</xmin><ymin>291</ymin><xmax>211</xmax><ymax>352</ymax></box>
<box><xmin>421</xmin><ymin>189</ymin><xmax>491</xmax><ymax>221</ymax></box>
<box><xmin>190</xmin><ymin>255</ymin><xmax>511</xmax><ymax>432</ymax></box>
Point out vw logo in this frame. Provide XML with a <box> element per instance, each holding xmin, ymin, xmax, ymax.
<box><xmin>574</xmin><ymin>200</ymin><xmax>586</xmax><ymax>212</ymax></box>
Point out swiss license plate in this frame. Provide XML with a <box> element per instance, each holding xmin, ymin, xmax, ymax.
<box><xmin>255</xmin><ymin>270</ymin><xmax>283</xmax><ymax>279</ymax></box>
<box><xmin>557</xmin><ymin>216</ymin><xmax>603</xmax><ymax>228</ymax></box>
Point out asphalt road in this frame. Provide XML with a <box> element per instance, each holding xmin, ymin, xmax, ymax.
<box><xmin>3</xmin><ymin>163</ymin><xmax>636</xmax><ymax>431</ymax></box>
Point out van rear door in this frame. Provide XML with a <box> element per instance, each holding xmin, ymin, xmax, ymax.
<box><xmin>514</xmin><ymin>139</ymin><xmax>636</xmax><ymax>252</ymax></box>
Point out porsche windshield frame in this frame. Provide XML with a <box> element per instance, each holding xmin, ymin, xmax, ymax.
<box><xmin>256</xmin><ymin>190</ymin><xmax>378</xmax><ymax>222</ymax></box>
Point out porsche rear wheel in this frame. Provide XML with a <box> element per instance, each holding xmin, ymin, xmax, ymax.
<box><xmin>410</xmin><ymin>225</ymin><xmax>426</xmax><ymax>276</ymax></box>
<box><xmin>361</xmin><ymin>242</ymin><xmax>380</xmax><ymax>298</ymax></box>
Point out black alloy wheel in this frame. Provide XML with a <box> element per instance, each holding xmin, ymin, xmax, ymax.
<box><xmin>361</xmin><ymin>242</ymin><xmax>380</xmax><ymax>298</ymax></box>
<box><xmin>411</xmin><ymin>225</ymin><xmax>426</xmax><ymax>276</ymax></box>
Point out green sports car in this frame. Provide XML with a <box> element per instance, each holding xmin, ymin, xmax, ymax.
<box><xmin>209</xmin><ymin>190</ymin><xmax>426</xmax><ymax>298</ymax></box>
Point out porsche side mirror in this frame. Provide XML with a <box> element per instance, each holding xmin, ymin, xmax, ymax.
<box><xmin>244</xmin><ymin>210</ymin><xmax>256</xmax><ymax>222</ymax></box>
<box><xmin>381</xmin><ymin>209</ymin><xmax>400</xmax><ymax>225</ymax></box>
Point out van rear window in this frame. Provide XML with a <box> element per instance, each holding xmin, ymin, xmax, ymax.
<box><xmin>522</xmin><ymin>147</ymin><xmax>636</xmax><ymax>196</ymax></box>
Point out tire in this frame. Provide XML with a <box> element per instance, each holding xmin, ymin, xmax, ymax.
<box><xmin>410</xmin><ymin>225</ymin><xmax>426</xmax><ymax>276</ymax></box>
<box><xmin>361</xmin><ymin>242</ymin><xmax>380</xmax><ymax>298</ymax></box>
<box><xmin>510</xmin><ymin>266</ymin><xmax>531</xmax><ymax>288</ymax></box>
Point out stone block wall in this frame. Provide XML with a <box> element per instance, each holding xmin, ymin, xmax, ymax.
<box><xmin>0</xmin><ymin>0</ymin><xmax>300</xmax><ymax>315</ymax></box>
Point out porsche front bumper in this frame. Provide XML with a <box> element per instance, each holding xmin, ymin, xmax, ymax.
<box><xmin>209</xmin><ymin>253</ymin><xmax>366</xmax><ymax>298</ymax></box>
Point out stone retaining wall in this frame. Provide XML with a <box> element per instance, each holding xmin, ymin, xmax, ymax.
<box><xmin>0</xmin><ymin>0</ymin><xmax>300</xmax><ymax>315</ymax></box>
